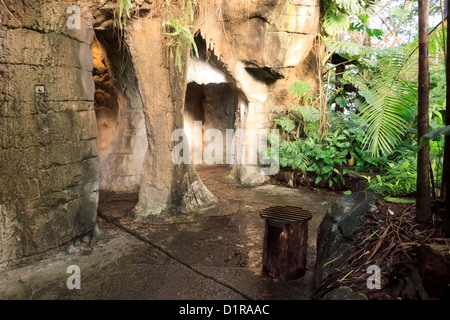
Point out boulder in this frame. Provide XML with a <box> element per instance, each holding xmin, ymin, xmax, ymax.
<box><xmin>315</xmin><ymin>191</ymin><xmax>379</xmax><ymax>291</ymax></box>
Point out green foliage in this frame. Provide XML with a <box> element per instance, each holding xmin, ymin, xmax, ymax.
<box><xmin>357</xmin><ymin>49</ymin><xmax>418</xmax><ymax>157</ymax></box>
<box><xmin>274</xmin><ymin>109</ymin><xmax>372</xmax><ymax>188</ymax></box>
<box><xmin>290</xmin><ymin>81</ymin><xmax>311</xmax><ymax>96</ymax></box>
<box><xmin>294</xmin><ymin>106</ymin><xmax>321</xmax><ymax>123</ymax></box>
<box><xmin>163</xmin><ymin>0</ymin><xmax>200</xmax><ymax>74</ymax></box>
<box><xmin>323</xmin><ymin>10</ymin><xmax>350</xmax><ymax>36</ymax></box>
<box><xmin>416</xmin><ymin>125</ymin><xmax>450</xmax><ymax>153</ymax></box>
<box><xmin>275</xmin><ymin>116</ymin><xmax>296</xmax><ymax>135</ymax></box>
<box><xmin>274</xmin><ymin>0</ymin><xmax>448</xmax><ymax>199</ymax></box>
<box><xmin>384</xmin><ymin>197</ymin><xmax>416</xmax><ymax>204</ymax></box>
<box><xmin>109</xmin><ymin>0</ymin><xmax>199</xmax><ymax>72</ymax></box>
<box><xmin>272</xmin><ymin>81</ymin><xmax>321</xmax><ymax>139</ymax></box>
<box><xmin>272</xmin><ymin>101</ymin><xmax>424</xmax><ymax>195</ymax></box>
<box><xmin>326</xmin><ymin>37</ymin><xmax>419</xmax><ymax>157</ymax></box>
<box><xmin>322</xmin><ymin>0</ymin><xmax>372</xmax><ymax>36</ymax></box>
<box><xmin>326</xmin><ymin>13</ymin><xmax>447</xmax><ymax>158</ymax></box>
<box><xmin>163</xmin><ymin>15</ymin><xmax>199</xmax><ymax>73</ymax></box>
<box><xmin>349</xmin><ymin>15</ymin><xmax>384</xmax><ymax>40</ymax></box>
<box><xmin>364</xmin><ymin>157</ymin><xmax>417</xmax><ymax>196</ymax></box>
<box><xmin>332</xmin><ymin>0</ymin><xmax>366</xmax><ymax>14</ymax></box>
<box><xmin>110</xmin><ymin>0</ymin><xmax>132</xmax><ymax>35</ymax></box>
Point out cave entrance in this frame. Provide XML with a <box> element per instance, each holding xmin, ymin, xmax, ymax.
<box><xmin>92</xmin><ymin>30</ymin><xmax>148</xmax><ymax>203</ymax></box>
<box><xmin>185</xmin><ymin>35</ymin><xmax>248</xmax><ymax>173</ymax></box>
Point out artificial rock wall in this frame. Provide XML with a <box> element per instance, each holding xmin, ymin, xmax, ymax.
<box><xmin>92</xmin><ymin>32</ymin><xmax>147</xmax><ymax>193</ymax></box>
<box><xmin>0</xmin><ymin>0</ymin><xmax>98</xmax><ymax>268</ymax></box>
<box><xmin>185</xmin><ymin>82</ymin><xmax>240</xmax><ymax>162</ymax></box>
<box><xmin>196</xmin><ymin>0</ymin><xmax>320</xmax><ymax>185</ymax></box>
<box><xmin>0</xmin><ymin>0</ymin><xmax>321</xmax><ymax>267</ymax></box>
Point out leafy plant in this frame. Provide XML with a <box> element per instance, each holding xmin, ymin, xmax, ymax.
<box><xmin>365</xmin><ymin>158</ymin><xmax>417</xmax><ymax>196</ymax></box>
<box><xmin>163</xmin><ymin>15</ymin><xmax>199</xmax><ymax>73</ymax></box>
<box><xmin>322</xmin><ymin>0</ymin><xmax>369</xmax><ymax>36</ymax></box>
<box><xmin>108</xmin><ymin>0</ymin><xmax>133</xmax><ymax>35</ymax></box>
<box><xmin>308</xmin><ymin>147</ymin><xmax>352</xmax><ymax>188</ymax></box>
<box><xmin>323</xmin><ymin>10</ymin><xmax>350</xmax><ymax>36</ymax></box>
<box><xmin>272</xmin><ymin>81</ymin><xmax>321</xmax><ymax>139</ymax></box>
<box><xmin>349</xmin><ymin>15</ymin><xmax>384</xmax><ymax>40</ymax></box>
<box><xmin>290</xmin><ymin>81</ymin><xmax>311</xmax><ymax>96</ymax></box>
<box><xmin>163</xmin><ymin>0</ymin><xmax>200</xmax><ymax>74</ymax></box>
<box><xmin>415</xmin><ymin>125</ymin><xmax>450</xmax><ymax>153</ymax></box>
<box><xmin>329</xmin><ymin>15</ymin><xmax>448</xmax><ymax>158</ymax></box>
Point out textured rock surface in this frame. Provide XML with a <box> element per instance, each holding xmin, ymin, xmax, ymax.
<box><xmin>0</xmin><ymin>0</ymin><xmax>321</xmax><ymax>268</ymax></box>
<box><xmin>315</xmin><ymin>191</ymin><xmax>379</xmax><ymax>289</ymax></box>
<box><xmin>321</xmin><ymin>286</ymin><xmax>368</xmax><ymax>300</ymax></box>
<box><xmin>0</xmin><ymin>0</ymin><xmax>98</xmax><ymax>268</ymax></box>
<box><xmin>93</xmin><ymin>32</ymin><xmax>147</xmax><ymax>193</ymax></box>
<box><xmin>126</xmin><ymin>17</ymin><xmax>217</xmax><ymax>217</ymax></box>
<box><xmin>185</xmin><ymin>82</ymin><xmax>242</xmax><ymax>163</ymax></box>
<box><xmin>416</xmin><ymin>245</ymin><xmax>450</xmax><ymax>298</ymax></box>
<box><xmin>196</xmin><ymin>0</ymin><xmax>321</xmax><ymax>184</ymax></box>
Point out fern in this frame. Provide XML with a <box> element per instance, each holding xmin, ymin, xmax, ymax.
<box><xmin>294</xmin><ymin>106</ymin><xmax>320</xmax><ymax>123</ymax></box>
<box><xmin>324</xmin><ymin>38</ymin><xmax>375</xmax><ymax>61</ymax></box>
<box><xmin>279</xmin><ymin>140</ymin><xmax>313</xmax><ymax>173</ymax></box>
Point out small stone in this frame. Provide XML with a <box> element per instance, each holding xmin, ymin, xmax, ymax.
<box><xmin>68</xmin><ymin>245</ymin><xmax>78</xmax><ymax>254</ymax></box>
<box><xmin>322</xmin><ymin>286</ymin><xmax>368</xmax><ymax>300</ymax></box>
<box><xmin>93</xmin><ymin>224</ymin><xmax>103</xmax><ymax>238</ymax></box>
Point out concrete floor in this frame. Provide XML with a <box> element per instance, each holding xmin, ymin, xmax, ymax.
<box><xmin>0</xmin><ymin>165</ymin><xmax>340</xmax><ymax>300</ymax></box>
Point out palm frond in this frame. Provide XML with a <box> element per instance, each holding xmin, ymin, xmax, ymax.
<box><xmin>357</xmin><ymin>19</ymin><xmax>446</xmax><ymax>157</ymax></box>
<box><xmin>358</xmin><ymin>49</ymin><xmax>418</xmax><ymax>157</ymax></box>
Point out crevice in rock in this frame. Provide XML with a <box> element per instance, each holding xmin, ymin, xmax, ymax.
<box><xmin>92</xmin><ymin>29</ymin><xmax>148</xmax><ymax>195</ymax></box>
<box><xmin>249</xmin><ymin>15</ymin><xmax>271</xmax><ymax>24</ymax></box>
<box><xmin>243</xmin><ymin>62</ymin><xmax>284</xmax><ymax>85</ymax></box>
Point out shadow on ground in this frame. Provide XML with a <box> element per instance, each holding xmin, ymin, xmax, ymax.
<box><xmin>0</xmin><ymin>165</ymin><xmax>340</xmax><ymax>300</ymax></box>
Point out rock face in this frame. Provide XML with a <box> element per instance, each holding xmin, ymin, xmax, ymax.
<box><xmin>195</xmin><ymin>0</ymin><xmax>321</xmax><ymax>185</ymax></box>
<box><xmin>321</xmin><ymin>286</ymin><xmax>368</xmax><ymax>300</ymax></box>
<box><xmin>0</xmin><ymin>0</ymin><xmax>321</xmax><ymax>267</ymax></box>
<box><xmin>92</xmin><ymin>32</ymin><xmax>147</xmax><ymax>193</ymax></box>
<box><xmin>184</xmin><ymin>82</ymin><xmax>242</xmax><ymax>163</ymax></box>
<box><xmin>315</xmin><ymin>191</ymin><xmax>379</xmax><ymax>292</ymax></box>
<box><xmin>0</xmin><ymin>0</ymin><xmax>98</xmax><ymax>268</ymax></box>
<box><xmin>416</xmin><ymin>245</ymin><xmax>450</xmax><ymax>299</ymax></box>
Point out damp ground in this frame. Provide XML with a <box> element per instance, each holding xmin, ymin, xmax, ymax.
<box><xmin>0</xmin><ymin>165</ymin><xmax>340</xmax><ymax>300</ymax></box>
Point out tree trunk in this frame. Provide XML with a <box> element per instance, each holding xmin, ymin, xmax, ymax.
<box><xmin>126</xmin><ymin>16</ymin><xmax>217</xmax><ymax>217</ymax></box>
<box><xmin>443</xmin><ymin>0</ymin><xmax>450</xmax><ymax>234</ymax></box>
<box><xmin>416</xmin><ymin>0</ymin><xmax>432</xmax><ymax>223</ymax></box>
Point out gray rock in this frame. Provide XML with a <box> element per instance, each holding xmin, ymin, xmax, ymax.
<box><xmin>322</xmin><ymin>286</ymin><xmax>368</xmax><ymax>300</ymax></box>
<box><xmin>315</xmin><ymin>191</ymin><xmax>379</xmax><ymax>289</ymax></box>
<box><xmin>333</xmin><ymin>191</ymin><xmax>378</xmax><ymax>237</ymax></box>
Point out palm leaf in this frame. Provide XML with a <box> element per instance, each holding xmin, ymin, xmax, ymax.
<box><xmin>357</xmin><ymin>18</ymin><xmax>447</xmax><ymax>158</ymax></box>
<box><xmin>358</xmin><ymin>49</ymin><xmax>418</xmax><ymax>157</ymax></box>
<box><xmin>415</xmin><ymin>125</ymin><xmax>450</xmax><ymax>153</ymax></box>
